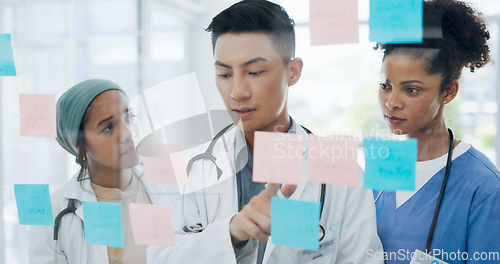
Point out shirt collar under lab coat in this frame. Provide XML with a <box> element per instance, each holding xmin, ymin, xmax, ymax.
<box><xmin>57</xmin><ymin>164</ymin><xmax>162</xmax><ymax>220</ymax></box>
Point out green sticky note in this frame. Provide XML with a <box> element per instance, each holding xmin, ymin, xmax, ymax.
<box><xmin>14</xmin><ymin>184</ymin><xmax>54</xmax><ymax>226</ymax></box>
<box><xmin>369</xmin><ymin>0</ymin><xmax>423</xmax><ymax>44</ymax></box>
<box><xmin>82</xmin><ymin>201</ymin><xmax>123</xmax><ymax>248</ymax></box>
<box><xmin>363</xmin><ymin>138</ymin><xmax>417</xmax><ymax>191</ymax></box>
<box><xmin>0</xmin><ymin>34</ymin><xmax>16</xmax><ymax>76</ymax></box>
<box><xmin>271</xmin><ymin>197</ymin><xmax>320</xmax><ymax>250</ymax></box>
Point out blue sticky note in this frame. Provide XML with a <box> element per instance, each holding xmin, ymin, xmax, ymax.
<box><xmin>271</xmin><ymin>197</ymin><xmax>320</xmax><ymax>250</ymax></box>
<box><xmin>14</xmin><ymin>184</ymin><xmax>54</xmax><ymax>226</ymax></box>
<box><xmin>0</xmin><ymin>34</ymin><xmax>16</xmax><ymax>76</ymax></box>
<box><xmin>363</xmin><ymin>138</ymin><xmax>417</xmax><ymax>191</ymax></box>
<box><xmin>82</xmin><ymin>201</ymin><xmax>123</xmax><ymax>248</ymax></box>
<box><xmin>369</xmin><ymin>0</ymin><xmax>423</xmax><ymax>44</ymax></box>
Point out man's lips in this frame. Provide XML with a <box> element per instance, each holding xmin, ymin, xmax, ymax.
<box><xmin>232</xmin><ymin>107</ymin><xmax>256</xmax><ymax>119</ymax></box>
<box><xmin>385</xmin><ymin>114</ymin><xmax>407</xmax><ymax>125</ymax></box>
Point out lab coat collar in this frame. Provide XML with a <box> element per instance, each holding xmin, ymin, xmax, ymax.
<box><xmin>234</xmin><ymin>130</ymin><xmax>249</xmax><ymax>174</ymax></box>
<box><xmin>58</xmin><ymin>165</ymin><xmax>157</xmax><ymax>220</ymax></box>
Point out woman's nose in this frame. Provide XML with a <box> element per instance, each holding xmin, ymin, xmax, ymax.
<box><xmin>385</xmin><ymin>91</ymin><xmax>403</xmax><ymax>110</ymax></box>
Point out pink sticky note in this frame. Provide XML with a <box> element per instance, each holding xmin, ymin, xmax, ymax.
<box><xmin>141</xmin><ymin>143</ymin><xmax>188</xmax><ymax>185</ymax></box>
<box><xmin>129</xmin><ymin>203</ymin><xmax>175</xmax><ymax>247</ymax></box>
<box><xmin>19</xmin><ymin>94</ymin><xmax>56</xmax><ymax>137</ymax></box>
<box><xmin>309</xmin><ymin>0</ymin><xmax>359</xmax><ymax>45</ymax></box>
<box><xmin>253</xmin><ymin>132</ymin><xmax>303</xmax><ymax>184</ymax></box>
<box><xmin>308</xmin><ymin>135</ymin><xmax>359</xmax><ymax>185</ymax></box>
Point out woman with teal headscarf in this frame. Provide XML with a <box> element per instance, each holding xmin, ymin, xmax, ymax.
<box><xmin>28</xmin><ymin>79</ymin><xmax>160</xmax><ymax>264</ymax></box>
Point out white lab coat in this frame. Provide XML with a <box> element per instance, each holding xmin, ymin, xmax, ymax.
<box><xmin>28</xmin><ymin>166</ymin><xmax>167</xmax><ymax>264</ymax></box>
<box><xmin>148</xmin><ymin>122</ymin><xmax>384</xmax><ymax>264</ymax></box>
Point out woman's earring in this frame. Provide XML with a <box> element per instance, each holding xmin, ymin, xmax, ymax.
<box><xmin>443</xmin><ymin>100</ymin><xmax>447</xmax><ymax>104</ymax></box>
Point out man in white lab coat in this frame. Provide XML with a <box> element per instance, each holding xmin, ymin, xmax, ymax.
<box><xmin>148</xmin><ymin>0</ymin><xmax>383</xmax><ymax>263</ymax></box>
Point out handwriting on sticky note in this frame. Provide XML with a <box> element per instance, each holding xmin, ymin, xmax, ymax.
<box><xmin>308</xmin><ymin>135</ymin><xmax>359</xmax><ymax>185</ymax></box>
<box><xmin>253</xmin><ymin>132</ymin><xmax>304</xmax><ymax>185</ymax></box>
<box><xmin>129</xmin><ymin>203</ymin><xmax>175</xmax><ymax>247</ymax></box>
<box><xmin>363</xmin><ymin>138</ymin><xmax>417</xmax><ymax>191</ymax></box>
<box><xmin>0</xmin><ymin>34</ymin><xmax>16</xmax><ymax>76</ymax></box>
<box><xmin>271</xmin><ymin>197</ymin><xmax>320</xmax><ymax>250</ymax></box>
<box><xmin>369</xmin><ymin>0</ymin><xmax>423</xmax><ymax>44</ymax></box>
<box><xmin>14</xmin><ymin>184</ymin><xmax>54</xmax><ymax>226</ymax></box>
<box><xmin>82</xmin><ymin>201</ymin><xmax>123</xmax><ymax>247</ymax></box>
<box><xmin>309</xmin><ymin>0</ymin><xmax>359</xmax><ymax>45</ymax></box>
<box><xmin>19</xmin><ymin>94</ymin><xmax>56</xmax><ymax>137</ymax></box>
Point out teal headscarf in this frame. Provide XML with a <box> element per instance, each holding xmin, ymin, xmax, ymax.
<box><xmin>56</xmin><ymin>79</ymin><xmax>125</xmax><ymax>159</ymax></box>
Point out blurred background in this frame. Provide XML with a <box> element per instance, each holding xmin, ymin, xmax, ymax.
<box><xmin>1</xmin><ymin>0</ymin><xmax>499</xmax><ymax>262</ymax></box>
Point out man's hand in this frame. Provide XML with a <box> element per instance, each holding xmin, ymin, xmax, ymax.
<box><xmin>229</xmin><ymin>183</ymin><xmax>297</xmax><ymax>245</ymax></box>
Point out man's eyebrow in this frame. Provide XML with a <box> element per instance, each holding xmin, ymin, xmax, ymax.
<box><xmin>215</xmin><ymin>61</ymin><xmax>231</xmax><ymax>69</ymax></box>
<box><xmin>242</xmin><ymin>57</ymin><xmax>267</xmax><ymax>67</ymax></box>
<box><xmin>214</xmin><ymin>57</ymin><xmax>268</xmax><ymax>69</ymax></box>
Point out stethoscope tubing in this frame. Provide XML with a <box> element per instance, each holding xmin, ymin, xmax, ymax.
<box><xmin>374</xmin><ymin>129</ymin><xmax>454</xmax><ymax>253</ymax></box>
<box><xmin>425</xmin><ymin>128</ymin><xmax>454</xmax><ymax>253</ymax></box>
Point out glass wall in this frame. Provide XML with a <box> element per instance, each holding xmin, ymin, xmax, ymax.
<box><xmin>1</xmin><ymin>0</ymin><xmax>499</xmax><ymax>262</ymax></box>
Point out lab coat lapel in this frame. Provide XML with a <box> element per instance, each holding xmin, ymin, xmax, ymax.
<box><xmin>190</xmin><ymin>126</ymin><xmax>240</xmax><ymax>226</ymax></box>
<box><xmin>59</xmin><ymin>174</ymin><xmax>97</xmax><ymax>220</ymax></box>
<box><xmin>213</xmin><ymin>126</ymin><xmax>240</xmax><ymax>215</ymax></box>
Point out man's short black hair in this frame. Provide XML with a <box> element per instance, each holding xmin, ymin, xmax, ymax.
<box><xmin>206</xmin><ymin>0</ymin><xmax>296</xmax><ymax>63</ymax></box>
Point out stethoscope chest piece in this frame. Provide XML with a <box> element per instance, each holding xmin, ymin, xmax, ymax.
<box><xmin>319</xmin><ymin>224</ymin><xmax>325</xmax><ymax>242</ymax></box>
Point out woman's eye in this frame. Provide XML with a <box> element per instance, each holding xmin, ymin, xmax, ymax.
<box><xmin>249</xmin><ymin>71</ymin><xmax>263</xmax><ymax>76</ymax></box>
<box><xmin>101</xmin><ymin>124</ymin><xmax>113</xmax><ymax>133</ymax></box>
<box><xmin>379</xmin><ymin>83</ymin><xmax>391</xmax><ymax>90</ymax></box>
<box><xmin>407</xmin><ymin>87</ymin><xmax>419</xmax><ymax>94</ymax></box>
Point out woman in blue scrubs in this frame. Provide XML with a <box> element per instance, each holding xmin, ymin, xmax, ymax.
<box><xmin>374</xmin><ymin>0</ymin><xmax>500</xmax><ymax>263</ymax></box>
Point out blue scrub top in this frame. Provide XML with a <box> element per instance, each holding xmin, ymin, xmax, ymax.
<box><xmin>374</xmin><ymin>147</ymin><xmax>500</xmax><ymax>264</ymax></box>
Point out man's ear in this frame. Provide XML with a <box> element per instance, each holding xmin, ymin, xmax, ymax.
<box><xmin>442</xmin><ymin>80</ymin><xmax>459</xmax><ymax>105</ymax></box>
<box><xmin>288</xmin><ymin>57</ymin><xmax>303</xmax><ymax>86</ymax></box>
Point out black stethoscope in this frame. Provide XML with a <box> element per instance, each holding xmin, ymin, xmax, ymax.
<box><xmin>53</xmin><ymin>198</ymin><xmax>78</xmax><ymax>264</ymax></box>
<box><xmin>54</xmin><ymin>199</ymin><xmax>77</xmax><ymax>241</ymax></box>
<box><xmin>183</xmin><ymin>123</ymin><xmax>327</xmax><ymax>242</ymax></box>
<box><xmin>374</xmin><ymin>128</ymin><xmax>454</xmax><ymax>253</ymax></box>
<box><xmin>53</xmin><ymin>171</ymin><xmax>139</xmax><ymax>241</ymax></box>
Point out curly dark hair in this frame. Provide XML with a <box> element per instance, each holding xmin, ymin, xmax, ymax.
<box><xmin>375</xmin><ymin>0</ymin><xmax>491</xmax><ymax>92</ymax></box>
